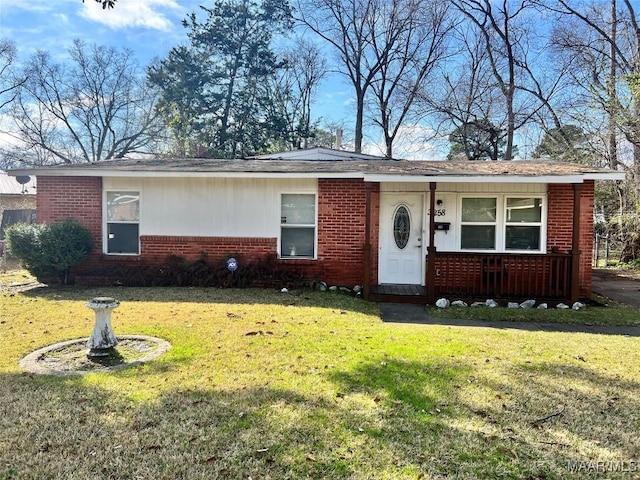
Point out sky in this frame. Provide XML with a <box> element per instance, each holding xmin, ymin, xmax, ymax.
<box><xmin>0</xmin><ymin>0</ymin><xmax>441</xmax><ymax>159</ymax></box>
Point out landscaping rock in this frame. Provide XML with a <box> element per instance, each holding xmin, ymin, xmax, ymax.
<box><xmin>507</xmin><ymin>302</ymin><xmax>520</xmax><ymax>308</ymax></box>
<box><xmin>329</xmin><ymin>286</ymin><xmax>338</xmax><ymax>291</ymax></box>
<box><xmin>317</xmin><ymin>281</ymin><xmax>328</xmax><ymax>291</ymax></box>
<box><xmin>572</xmin><ymin>301</ymin><xmax>586</xmax><ymax>310</ymax></box>
<box><xmin>451</xmin><ymin>300</ymin><xmax>468</xmax><ymax>307</ymax></box>
<box><xmin>556</xmin><ymin>303</ymin><xmax>570</xmax><ymax>309</ymax></box>
<box><xmin>485</xmin><ymin>299</ymin><xmax>499</xmax><ymax>308</ymax></box>
<box><xmin>471</xmin><ymin>301</ymin><xmax>485</xmax><ymax>307</ymax></box>
<box><xmin>435</xmin><ymin>298</ymin><xmax>450</xmax><ymax>308</ymax></box>
<box><xmin>537</xmin><ymin>303</ymin><xmax>548</xmax><ymax>309</ymax></box>
<box><xmin>520</xmin><ymin>299</ymin><xmax>536</xmax><ymax>309</ymax></box>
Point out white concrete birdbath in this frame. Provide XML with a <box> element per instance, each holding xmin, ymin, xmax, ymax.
<box><xmin>86</xmin><ymin>297</ymin><xmax>119</xmax><ymax>357</ymax></box>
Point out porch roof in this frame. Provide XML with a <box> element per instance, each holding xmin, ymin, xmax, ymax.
<box><xmin>9</xmin><ymin>150</ymin><xmax>624</xmax><ymax>183</ymax></box>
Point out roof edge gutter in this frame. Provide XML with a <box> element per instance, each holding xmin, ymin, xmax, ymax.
<box><xmin>363</xmin><ymin>174</ymin><xmax>588</xmax><ymax>184</ymax></box>
<box><xmin>8</xmin><ymin>169</ymin><xmax>365</xmax><ymax>179</ymax></box>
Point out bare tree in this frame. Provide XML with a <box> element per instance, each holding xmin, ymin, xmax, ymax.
<box><xmin>0</xmin><ymin>40</ymin><xmax>24</xmax><ymax>112</ymax></box>
<box><xmin>296</xmin><ymin>0</ymin><xmax>387</xmax><ymax>153</ymax></box>
<box><xmin>6</xmin><ymin>39</ymin><xmax>164</xmax><ymax>165</ymax></box>
<box><xmin>422</xmin><ymin>19</ymin><xmax>509</xmax><ymax>160</ymax></box>
<box><xmin>264</xmin><ymin>38</ymin><xmax>328</xmax><ymax>150</ymax></box>
<box><xmin>448</xmin><ymin>0</ymin><xmax>561</xmax><ymax>160</ymax></box>
<box><xmin>543</xmin><ymin>1</ymin><xmax>640</xmax><ymax>170</ymax></box>
<box><xmin>367</xmin><ymin>0</ymin><xmax>455</xmax><ymax>158</ymax></box>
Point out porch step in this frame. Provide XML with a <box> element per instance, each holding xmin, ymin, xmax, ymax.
<box><xmin>370</xmin><ymin>284</ymin><xmax>428</xmax><ymax>304</ymax></box>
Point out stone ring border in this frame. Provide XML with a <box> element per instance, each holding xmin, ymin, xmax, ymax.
<box><xmin>19</xmin><ymin>335</ymin><xmax>172</xmax><ymax>377</ymax></box>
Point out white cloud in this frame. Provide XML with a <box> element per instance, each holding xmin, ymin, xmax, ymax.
<box><xmin>0</xmin><ymin>0</ymin><xmax>53</xmax><ymax>14</ymax></box>
<box><xmin>363</xmin><ymin>124</ymin><xmax>446</xmax><ymax>160</ymax></box>
<box><xmin>79</xmin><ymin>0</ymin><xmax>183</xmax><ymax>31</ymax></box>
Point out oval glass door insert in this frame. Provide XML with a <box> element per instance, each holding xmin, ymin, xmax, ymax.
<box><xmin>393</xmin><ymin>205</ymin><xmax>411</xmax><ymax>249</ymax></box>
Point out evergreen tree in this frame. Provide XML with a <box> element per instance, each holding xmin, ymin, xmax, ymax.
<box><xmin>148</xmin><ymin>0</ymin><xmax>293</xmax><ymax>158</ymax></box>
<box><xmin>447</xmin><ymin>119</ymin><xmax>507</xmax><ymax>161</ymax></box>
<box><xmin>533</xmin><ymin>125</ymin><xmax>592</xmax><ymax>164</ymax></box>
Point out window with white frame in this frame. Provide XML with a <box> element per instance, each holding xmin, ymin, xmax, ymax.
<box><xmin>505</xmin><ymin>197</ymin><xmax>542</xmax><ymax>250</ymax></box>
<box><xmin>280</xmin><ymin>193</ymin><xmax>316</xmax><ymax>258</ymax></box>
<box><xmin>106</xmin><ymin>191</ymin><xmax>140</xmax><ymax>254</ymax></box>
<box><xmin>460</xmin><ymin>195</ymin><xmax>544</xmax><ymax>252</ymax></box>
<box><xmin>461</xmin><ymin>197</ymin><xmax>497</xmax><ymax>250</ymax></box>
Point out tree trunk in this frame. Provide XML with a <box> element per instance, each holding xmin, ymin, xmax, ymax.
<box><xmin>354</xmin><ymin>89</ymin><xmax>365</xmax><ymax>153</ymax></box>
<box><xmin>609</xmin><ymin>0</ymin><xmax>619</xmax><ymax>170</ymax></box>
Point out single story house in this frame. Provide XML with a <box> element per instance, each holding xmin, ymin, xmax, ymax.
<box><xmin>9</xmin><ymin>147</ymin><xmax>624</xmax><ymax>303</ymax></box>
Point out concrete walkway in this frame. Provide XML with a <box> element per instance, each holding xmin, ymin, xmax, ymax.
<box><xmin>592</xmin><ymin>271</ymin><xmax>640</xmax><ymax>309</ymax></box>
<box><xmin>378</xmin><ymin>302</ymin><xmax>640</xmax><ymax>336</ymax></box>
<box><xmin>379</xmin><ymin>269</ymin><xmax>640</xmax><ymax>336</ymax></box>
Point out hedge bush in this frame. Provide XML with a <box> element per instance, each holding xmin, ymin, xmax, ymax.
<box><xmin>6</xmin><ymin>219</ymin><xmax>93</xmax><ymax>283</ymax></box>
<box><xmin>86</xmin><ymin>254</ymin><xmax>308</xmax><ymax>288</ymax></box>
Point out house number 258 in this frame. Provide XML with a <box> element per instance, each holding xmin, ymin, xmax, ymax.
<box><xmin>428</xmin><ymin>209</ymin><xmax>446</xmax><ymax>216</ymax></box>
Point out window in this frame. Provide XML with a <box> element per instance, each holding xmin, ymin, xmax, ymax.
<box><xmin>106</xmin><ymin>191</ymin><xmax>139</xmax><ymax>254</ymax></box>
<box><xmin>461</xmin><ymin>197</ymin><xmax>496</xmax><ymax>250</ymax></box>
<box><xmin>393</xmin><ymin>205</ymin><xmax>411</xmax><ymax>249</ymax></box>
<box><xmin>459</xmin><ymin>195</ymin><xmax>544</xmax><ymax>252</ymax></box>
<box><xmin>505</xmin><ymin>197</ymin><xmax>542</xmax><ymax>250</ymax></box>
<box><xmin>280</xmin><ymin>194</ymin><xmax>315</xmax><ymax>258</ymax></box>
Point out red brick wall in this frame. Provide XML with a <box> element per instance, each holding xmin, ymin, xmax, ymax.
<box><xmin>315</xmin><ymin>178</ymin><xmax>369</xmax><ymax>286</ymax></box>
<box><xmin>36</xmin><ymin>176</ymin><xmax>103</xmax><ymax>269</ymax></box>
<box><xmin>133</xmin><ymin>179</ymin><xmax>372</xmax><ymax>287</ymax></box>
<box><xmin>140</xmin><ymin>236</ymin><xmax>276</xmax><ymax>264</ymax></box>
<box><xmin>547</xmin><ymin>181</ymin><xmax>594</xmax><ymax>297</ymax></box>
<box><xmin>578</xmin><ymin>181</ymin><xmax>595</xmax><ymax>297</ymax></box>
<box><xmin>370</xmin><ymin>186</ymin><xmax>380</xmax><ymax>285</ymax></box>
<box><xmin>35</xmin><ymin>175</ymin><xmax>373</xmax><ymax>287</ymax></box>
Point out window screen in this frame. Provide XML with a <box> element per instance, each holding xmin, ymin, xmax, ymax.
<box><xmin>281</xmin><ymin>194</ymin><xmax>315</xmax><ymax>258</ymax></box>
<box><xmin>106</xmin><ymin>191</ymin><xmax>140</xmax><ymax>254</ymax></box>
<box><xmin>505</xmin><ymin>197</ymin><xmax>542</xmax><ymax>250</ymax></box>
<box><xmin>461</xmin><ymin>198</ymin><xmax>496</xmax><ymax>250</ymax></box>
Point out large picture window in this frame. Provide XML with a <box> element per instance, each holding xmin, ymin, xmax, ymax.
<box><xmin>280</xmin><ymin>194</ymin><xmax>316</xmax><ymax>258</ymax></box>
<box><xmin>106</xmin><ymin>191</ymin><xmax>140</xmax><ymax>254</ymax></box>
<box><xmin>460</xmin><ymin>195</ymin><xmax>544</xmax><ymax>252</ymax></box>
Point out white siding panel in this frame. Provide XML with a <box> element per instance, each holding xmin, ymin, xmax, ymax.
<box><xmin>380</xmin><ymin>182</ymin><xmax>546</xmax><ymax>193</ymax></box>
<box><xmin>441</xmin><ymin>182</ymin><xmax>546</xmax><ymax>193</ymax></box>
<box><xmin>104</xmin><ymin>177</ymin><xmax>316</xmax><ymax>237</ymax></box>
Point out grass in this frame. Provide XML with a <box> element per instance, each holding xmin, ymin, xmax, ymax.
<box><xmin>1</xmin><ymin>272</ymin><xmax>639</xmax><ymax>478</ymax></box>
<box><xmin>428</xmin><ymin>267</ymin><xmax>640</xmax><ymax>327</ymax></box>
<box><xmin>0</xmin><ymin>267</ymin><xmax>36</xmax><ymax>287</ymax></box>
<box><xmin>428</xmin><ymin>294</ymin><xmax>640</xmax><ymax>326</ymax></box>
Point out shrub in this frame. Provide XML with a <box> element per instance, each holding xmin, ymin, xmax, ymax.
<box><xmin>6</xmin><ymin>219</ymin><xmax>93</xmax><ymax>283</ymax></box>
<box><xmin>86</xmin><ymin>254</ymin><xmax>307</xmax><ymax>288</ymax></box>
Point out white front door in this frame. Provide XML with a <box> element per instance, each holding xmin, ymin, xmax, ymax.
<box><xmin>379</xmin><ymin>193</ymin><xmax>424</xmax><ymax>285</ymax></box>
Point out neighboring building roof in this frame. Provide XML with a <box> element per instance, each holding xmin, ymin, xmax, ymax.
<box><xmin>0</xmin><ymin>171</ymin><xmax>36</xmax><ymax>195</ymax></box>
<box><xmin>8</xmin><ymin>147</ymin><xmax>624</xmax><ymax>184</ymax></box>
<box><xmin>250</xmin><ymin>146</ymin><xmax>387</xmax><ymax>161</ymax></box>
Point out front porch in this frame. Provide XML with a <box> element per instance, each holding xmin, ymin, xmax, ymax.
<box><xmin>369</xmin><ymin>252</ymin><xmax>573</xmax><ymax>304</ymax></box>
<box><xmin>363</xmin><ymin>181</ymin><xmax>585</xmax><ymax>305</ymax></box>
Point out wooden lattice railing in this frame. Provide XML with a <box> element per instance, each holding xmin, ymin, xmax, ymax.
<box><xmin>432</xmin><ymin>252</ymin><xmax>572</xmax><ymax>299</ymax></box>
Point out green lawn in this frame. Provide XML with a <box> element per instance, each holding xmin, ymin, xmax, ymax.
<box><xmin>428</xmin><ymin>294</ymin><xmax>640</xmax><ymax>326</ymax></box>
<box><xmin>1</xmin><ymin>282</ymin><xmax>639</xmax><ymax>479</ymax></box>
